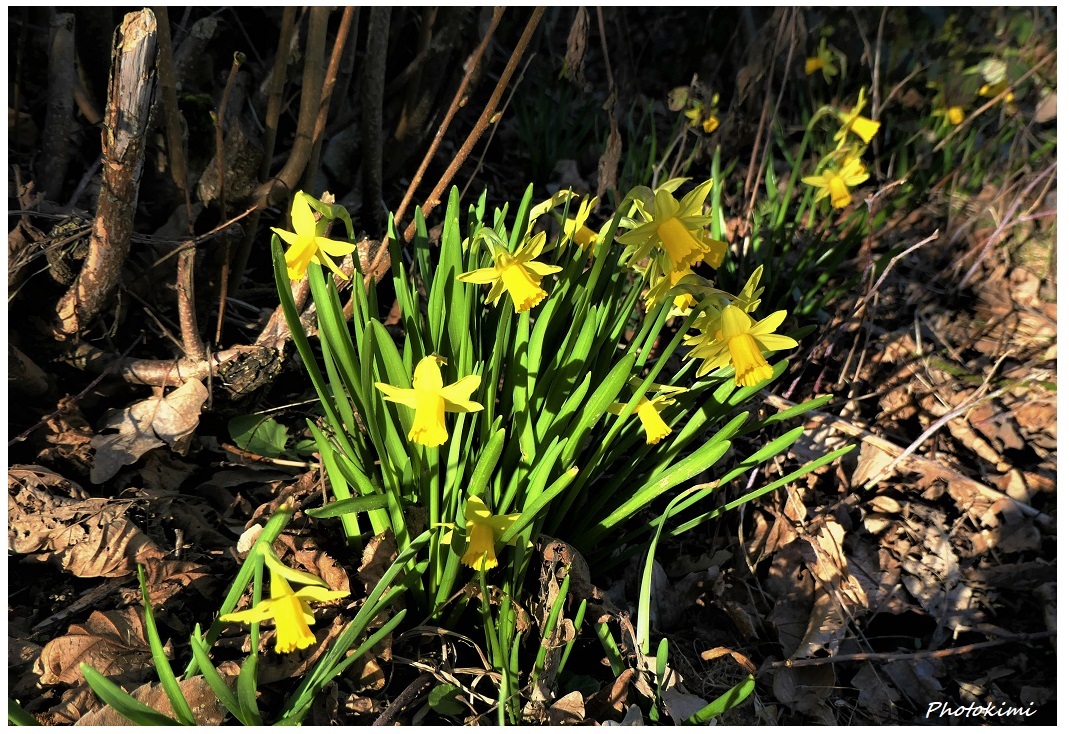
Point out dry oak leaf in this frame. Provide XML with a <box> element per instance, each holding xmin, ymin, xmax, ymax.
<box><xmin>9</xmin><ymin>471</ymin><xmax>161</xmax><ymax>578</ymax></box>
<box><xmin>78</xmin><ymin>675</ymin><xmax>227</xmax><ymax>726</ymax></box>
<box><xmin>34</xmin><ymin>608</ymin><xmax>152</xmax><ymax>687</ymax></box>
<box><xmin>90</xmin><ymin>378</ymin><xmax>209</xmax><ymax>484</ymax></box>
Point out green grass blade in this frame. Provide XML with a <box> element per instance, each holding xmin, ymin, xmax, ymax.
<box><xmin>137</xmin><ymin>566</ymin><xmax>195</xmax><ymax>725</ymax></box>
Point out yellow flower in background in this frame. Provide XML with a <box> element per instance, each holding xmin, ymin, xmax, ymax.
<box><xmin>802</xmin><ymin>153</ymin><xmax>870</xmax><ymax>209</ymax></box>
<box><xmin>272</xmin><ymin>192</ymin><xmax>355</xmax><ymax>280</ymax></box>
<box><xmin>686</xmin><ymin>305</ymin><xmax>798</xmax><ymax>386</ymax></box>
<box><xmin>441</xmin><ymin>496</ymin><xmax>521</xmax><ymax>571</ymax></box>
<box><xmin>219</xmin><ymin>550</ymin><xmax>348</xmax><ymax>654</ymax></box>
<box><xmin>805</xmin><ymin>37</ymin><xmax>841</xmax><ymax>84</ymax></box>
<box><xmin>933</xmin><ymin>104</ymin><xmax>966</xmax><ymax>127</ymax></box>
<box><xmin>978</xmin><ymin>81</ymin><xmax>1016</xmax><ymax>109</ymax></box>
<box><xmin>375</xmin><ymin>356</ymin><xmax>483</xmax><ymax>447</ymax></box>
<box><xmin>618</xmin><ymin>180</ymin><xmax>714</xmax><ymax>271</ymax></box>
<box><xmin>608</xmin><ymin>383</ymin><xmax>687</xmax><ymax>445</ymax></box>
<box><xmin>835</xmin><ymin>89</ymin><xmax>881</xmax><ymax>146</ymax></box>
<box><xmin>458</xmin><ymin>231</ymin><xmax>563</xmax><ymax>312</ymax></box>
<box><xmin>562</xmin><ymin>196</ymin><xmax>600</xmax><ymax>251</ymax></box>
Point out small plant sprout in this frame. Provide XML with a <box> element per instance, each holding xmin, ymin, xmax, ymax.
<box><xmin>271</xmin><ymin>190</ymin><xmax>355</xmax><ymax>280</ymax></box>
<box><xmin>375</xmin><ymin>355</ymin><xmax>483</xmax><ymax>447</ymax></box>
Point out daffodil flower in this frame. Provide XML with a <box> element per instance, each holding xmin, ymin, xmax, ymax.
<box><xmin>272</xmin><ymin>191</ymin><xmax>356</xmax><ymax>281</ymax></box>
<box><xmin>618</xmin><ymin>180</ymin><xmax>714</xmax><ymax>271</ymax></box>
<box><xmin>934</xmin><ymin>105</ymin><xmax>966</xmax><ymax>127</ymax></box>
<box><xmin>805</xmin><ymin>38</ymin><xmax>842</xmax><ymax>84</ymax></box>
<box><xmin>685</xmin><ymin>305</ymin><xmax>798</xmax><ymax>386</ymax></box>
<box><xmin>834</xmin><ymin>89</ymin><xmax>881</xmax><ymax>146</ymax></box>
<box><xmin>802</xmin><ymin>153</ymin><xmax>870</xmax><ymax>209</ymax></box>
<box><xmin>219</xmin><ymin>549</ymin><xmax>348</xmax><ymax>654</ymax></box>
<box><xmin>375</xmin><ymin>356</ymin><xmax>483</xmax><ymax>447</ymax></box>
<box><xmin>608</xmin><ymin>382</ymin><xmax>687</xmax><ymax>445</ymax></box>
<box><xmin>978</xmin><ymin>81</ymin><xmax>1016</xmax><ymax>109</ymax></box>
<box><xmin>440</xmin><ymin>495</ymin><xmax>521</xmax><ymax>572</ymax></box>
<box><xmin>562</xmin><ymin>196</ymin><xmax>600</xmax><ymax>251</ymax></box>
<box><xmin>457</xmin><ymin>230</ymin><xmax>563</xmax><ymax>312</ymax></box>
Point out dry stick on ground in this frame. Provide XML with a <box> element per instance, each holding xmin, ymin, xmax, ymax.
<box><xmin>254</xmin><ymin>7</ymin><xmax>329</xmax><ymax>210</ymax></box>
<box><xmin>154</xmin><ymin>6</ymin><xmax>205</xmax><ymax>362</ymax></box>
<box><xmin>40</xmin><ymin>12</ymin><xmax>76</xmax><ymax>202</ymax></box>
<box><xmin>53</xmin><ymin>9</ymin><xmax>157</xmax><ymax>340</ymax></box>
<box><xmin>761</xmin><ymin>391</ymin><xmax>1055</xmax><ymax>531</ymax></box>
<box><xmin>212</xmin><ymin>51</ymin><xmax>246</xmax><ymax>346</ymax></box>
<box><xmin>776</xmin><ymin>630</ymin><xmax>1056</xmax><ymax>668</ymax></box>
<box><xmin>360</xmin><ymin>7</ymin><xmax>390</xmax><ymax>240</ymax></box>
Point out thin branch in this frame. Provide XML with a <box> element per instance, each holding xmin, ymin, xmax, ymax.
<box><xmin>401</xmin><ymin>7</ymin><xmax>544</xmax><ymax>243</ymax></box>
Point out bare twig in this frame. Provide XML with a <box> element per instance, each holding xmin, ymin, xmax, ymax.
<box><xmin>261</xmin><ymin>8</ymin><xmax>297</xmax><ymax>181</ymax></box>
<box><xmin>53</xmin><ymin>9</ymin><xmax>157</xmax><ymax>340</ymax></box>
<box><xmin>401</xmin><ymin>7</ymin><xmax>544</xmax><ymax>243</ymax></box>
<box><xmin>776</xmin><ymin>630</ymin><xmax>1056</xmax><ymax>668</ymax></box>
<box><xmin>254</xmin><ymin>7</ymin><xmax>329</xmax><ymax>209</ymax></box>
<box><xmin>372</xmin><ymin>673</ymin><xmax>433</xmax><ymax>726</ymax></box>
<box><xmin>304</xmin><ymin>6</ymin><xmax>356</xmax><ymax>193</ymax></box>
<box><xmin>360</xmin><ymin>7</ymin><xmax>390</xmax><ymax>239</ymax></box>
<box><xmin>393</xmin><ymin>7</ymin><xmax>504</xmax><ymax>230</ymax></box>
<box><xmin>154</xmin><ymin>6</ymin><xmax>205</xmax><ymax>361</ymax></box>
<box><xmin>213</xmin><ymin>51</ymin><xmax>246</xmax><ymax>345</ymax></box>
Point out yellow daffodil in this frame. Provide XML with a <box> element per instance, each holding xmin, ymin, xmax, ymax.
<box><xmin>441</xmin><ymin>495</ymin><xmax>521</xmax><ymax>572</ymax></box>
<box><xmin>685</xmin><ymin>305</ymin><xmax>797</xmax><ymax>386</ymax></box>
<box><xmin>835</xmin><ymin>89</ymin><xmax>881</xmax><ymax>146</ymax></box>
<box><xmin>375</xmin><ymin>356</ymin><xmax>483</xmax><ymax>447</ymax></box>
<box><xmin>978</xmin><ymin>81</ymin><xmax>1015</xmax><ymax>109</ymax></box>
<box><xmin>457</xmin><ymin>230</ymin><xmax>562</xmax><ymax>312</ymax></box>
<box><xmin>618</xmin><ymin>180</ymin><xmax>714</xmax><ymax>271</ymax></box>
<box><xmin>933</xmin><ymin>104</ymin><xmax>966</xmax><ymax>127</ymax></box>
<box><xmin>272</xmin><ymin>191</ymin><xmax>355</xmax><ymax>281</ymax></box>
<box><xmin>219</xmin><ymin>549</ymin><xmax>348</xmax><ymax>654</ymax></box>
<box><xmin>801</xmin><ymin>153</ymin><xmax>870</xmax><ymax>209</ymax></box>
<box><xmin>805</xmin><ymin>38</ymin><xmax>841</xmax><ymax>84</ymax></box>
<box><xmin>608</xmin><ymin>382</ymin><xmax>687</xmax><ymax>445</ymax></box>
<box><xmin>562</xmin><ymin>196</ymin><xmax>600</xmax><ymax>251</ymax></box>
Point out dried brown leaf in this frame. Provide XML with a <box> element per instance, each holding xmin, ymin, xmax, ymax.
<box><xmin>35</xmin><ymin>608</ymin><xmax>151</xmax><ymax>686</ymax></box>
<box><xmin>9</xmin><ymin>473</ymin><xmax>164</xmax><ymax>578</ymax></box>
<box><xmin>89</xmin><ymin>379</ymin><xmax>209</xmax><ymax>483</ymax></box>
<box><xmin>547</xmin><ymin>690</ymin><xmax>586</xmax><ymax>725</ymax></box>
<box><xmin>77</xmin><ymin>675</ymin><xmax>226</xmax><ymax>726</ymax></box>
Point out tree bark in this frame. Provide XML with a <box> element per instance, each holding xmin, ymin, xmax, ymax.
<box><xmin>53</xmin><ymin>9</ymin><xmax>157</xmax><ymax>340</ymax></box>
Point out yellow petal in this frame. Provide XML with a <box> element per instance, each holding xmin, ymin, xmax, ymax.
<box><xmin>412</xmin><ymin>356</ymin><xmax>445</xmax><ymax>392</ymax></box>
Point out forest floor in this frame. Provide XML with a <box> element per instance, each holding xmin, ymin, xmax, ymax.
<box><xmin>7</xmin><ymin>7</ymin><xmax>1057</xmax><ymax>726</ymax></box>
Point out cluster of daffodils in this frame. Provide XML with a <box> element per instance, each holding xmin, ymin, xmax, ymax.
<box><xmin>801</xmin><ymin>88</ymin><xmax>881</xmax><ymax>210</ymax></box>
<box><xmin>269</xmin><ymin>175</ymin><xmax>800</xmax><ymax>593</ymax></box>
<box><xmin>931</xmin><ymin>57</ymin><xmax>1019</xmax><ymax>129</ymax></box>
<box><xmin>616</xmin><ymin>180</ymin><xmax>797</xmax><ymax>398</ymax></box>
<box><xmin>667</xmin><ymin>82</ymin><xmax>721</xmax><ymax>134</ymax></box>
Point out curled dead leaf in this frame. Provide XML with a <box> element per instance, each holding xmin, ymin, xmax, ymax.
<box><xmin>35</xmin><ymin>608</ymin><xmax>151</xmax><ymax>687</ymax></box>
<box><xmin>89</xmin><ymin>379</ymin><xmax>209</xmax><ymax>484</ymax></box>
